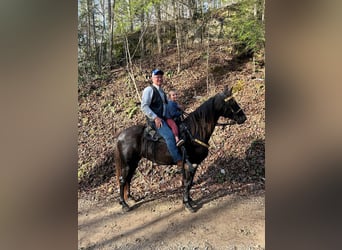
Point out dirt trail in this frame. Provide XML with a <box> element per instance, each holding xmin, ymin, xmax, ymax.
<box><xmin>78</xmin><ymin>191</ymin><xmax>265</xmax><ymax>250</ymax></box>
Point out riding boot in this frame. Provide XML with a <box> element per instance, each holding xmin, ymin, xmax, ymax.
<box><xmin>177</xmin><ymin>160</ymin><xmax>183</xmax><ymax>169</ymax></box>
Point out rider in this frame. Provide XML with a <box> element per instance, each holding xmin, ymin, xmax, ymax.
<box><xmin>141</xmin><ymin>69</ymin><xmax>184</xmax><ymax>168</ymax></box>
<box><xmin>165</xmin><ymin>89</ymin><xmax>185</xmax><ymax>147</ymax></box>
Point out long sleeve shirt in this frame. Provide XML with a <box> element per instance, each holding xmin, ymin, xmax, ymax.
<box><xmin>141</xmin><ymin>84</ymin><xmax>167</xmax><ymax>120</ymax></box>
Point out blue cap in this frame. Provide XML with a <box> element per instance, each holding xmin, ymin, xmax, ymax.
<box><xmin>151</xmin><ymin>69</ymin><xmax>164</xmax><ymax>76</ymax></box>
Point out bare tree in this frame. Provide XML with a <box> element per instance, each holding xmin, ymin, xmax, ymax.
<box><xmin>86</xmin><ymin>0</ymin><xmax>92</xmax><ymax>60</ymax></box>
<box><xmin>140</xmin><ymin>7</ymin><xmax>146</xmax><ymax>57</ymax></box>
<box><xmin>155</xmin><ymin>3</ymin><xmax>162</xmax><ymax>53</ymax></box>
<box><xmin>108</xmin><ymin>0</ymin><xmax>116</xmax><ymax>66</ymax></box>
<box><xmin>128</xmin><ymin>0</ymin><xmax>134</xmax><ymax>32</ymax></box>
<box><xmin>173</xmin><ymin>1</ymin><xmax>182</xmax><ymax>72</ymax></box>
<box><xmin>99</xmin><ymin>0</ymin><xmax>107</xmax><ymax>71</ymax></box>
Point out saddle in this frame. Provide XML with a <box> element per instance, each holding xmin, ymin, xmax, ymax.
<box><xmin>142</xmin><ymin>125</ymin><xmax>166</xmax><ymax>164</ymax></box>
<box><xmin>142</xmin><ymin>122</ymin><xmax>191</xmax><ymax>165</ymax></box>
<box><xmin>143</xmin><ymin>120</ymin><xmax>186</xmax><ymax>143</ymax></box>
<box><xmin>143</xmin><ymin>124</ymin><xmax>163</xmax><ymax>142</ymax></box>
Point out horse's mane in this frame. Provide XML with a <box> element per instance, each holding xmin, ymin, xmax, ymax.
<box><xmin>184</xmin><ymin>93</ymin><xmax>224</xmax><ymax>142</ymax></box>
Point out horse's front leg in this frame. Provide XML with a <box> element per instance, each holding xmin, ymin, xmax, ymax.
<box><xmin>182</xmin><ymin>163</ymin><xmax>198</xmax><ymax>212</ymax></box>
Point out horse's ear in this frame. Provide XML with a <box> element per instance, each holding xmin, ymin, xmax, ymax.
<box><xmin>222</xmin><ymin>86</ymin><xmax>232</xmax><ymax>98</ymax></box>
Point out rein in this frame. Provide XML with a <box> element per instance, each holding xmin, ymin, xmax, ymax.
<box><xmin>193</xmin><ymin>138</ymin><xmax>210</xmax><ymax>148</ymax></box>
<box><xmin>216</xmin><ymin>119</ymin><xmax>238</xmax><ymax>127</ymax></box>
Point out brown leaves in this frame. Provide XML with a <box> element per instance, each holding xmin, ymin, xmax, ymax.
<box><xmin>78</xmin><ymin>41</ymin><xmax>265</xmax><ymax>200</ymax></box>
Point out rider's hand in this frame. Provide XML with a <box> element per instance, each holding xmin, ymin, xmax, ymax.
<box><xmin>154</xmin><ymin>117</ymin><xmax>162</xmax><ymax>129</ymax></box>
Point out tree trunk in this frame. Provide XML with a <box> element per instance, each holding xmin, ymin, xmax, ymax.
<box><xmin>129</xmin><ymin>0</ymin><xmax>134</xmax><ymax>32</ymax></box>
<box><xmin>108</xmin><ymin>0</ymin><xmax>113</xmax><ymax>65</ymax></box>
<box><xmin>99</xmin><ymin>0</ymin><xmax>106</xmax><ymax>70</ymax></box>
<box><xmin>88</xmin><ymin>0</ymin><xmax>100</xmax><ymax>72</ymax></box>
<box><xmin>140</xmin><ymin>11</ymin><xmax>145</xmax><ymax>57</ymax></box>
<box><xmin>174</xmin><ymin>2</ymin><xmax>181</xmax><ymax>72</ymax></box>
<box><xmin>110</xmin><ymin>0</ymin><xmax>116</xmax><ymax>66</ymax></box>
<box><xmin>86</xmin><ymin>0</ymin><xmax>92</xmax><ymax>62</ymax></box>
<box><xmin>156</xmin><ymin>3</ymin><xmax>162</xmax><ymax>54</ymax></box>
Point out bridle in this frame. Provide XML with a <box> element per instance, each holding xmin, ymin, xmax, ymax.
<box><xmin>216</xmin><ymin>94</ymin><xmax>242</xmax><ymax>127</ymax></box>
<box><xmin>225</xmin><ymin>94</ymin><xmax>243</xmax><ymax>114</ymax></box>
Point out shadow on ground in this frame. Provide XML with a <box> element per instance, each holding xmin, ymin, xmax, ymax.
<box><xmin>116</xmin><ymin>138</ymin><xmax>265</xmax><ymax>212</ymax></box>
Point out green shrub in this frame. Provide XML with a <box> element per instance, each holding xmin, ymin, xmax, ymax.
<box><xmin>230</xmin><ymin>0</ymin><xmax>265</xmax><ymax>56</ymax></box>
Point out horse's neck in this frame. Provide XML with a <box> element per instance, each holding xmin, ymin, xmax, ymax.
<box><xmin>203</xmin><ymin>117</ymin><xmax>218</xmax><ymax>142</ymax></box>
<box><xmin>187</xmin><ymin>114</ymin><xmax>218</xmax><ymax>143</ymax></box>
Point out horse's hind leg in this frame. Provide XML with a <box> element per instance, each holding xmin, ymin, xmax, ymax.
<box><xmin>124</xmin><ymin>167</ymin><xmax>136</xmax><ymax>201</ymax></box>
<box><xmin>119</xmin><ymin>160</ymin><xmax>140</xmax><ymax>212</ymax></box>
<box><xmin>115</xmin><ymin>146</ymin><xmax>130</xmax><ymax>211</ymax></box>
<box><xmin>119</xmin><ymin>166</ymin><xmax>131</xmax><ymax>212</ymax></box>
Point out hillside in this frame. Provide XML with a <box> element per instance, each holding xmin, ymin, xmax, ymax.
<box><xmin>78</xmin><ymin>40</ymin><xmax>265</xmax><ymax>202</ymax></box>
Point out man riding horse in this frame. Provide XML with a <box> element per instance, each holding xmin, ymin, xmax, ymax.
<box><xmin>141</xmin><ymin>69</ymin><xmax>192</xmax><ymax>170</ymax></box>
<box><xmin>116</xmin><ymin>73</ymin><xmax>246</xmax><ymax>212</ymax></box>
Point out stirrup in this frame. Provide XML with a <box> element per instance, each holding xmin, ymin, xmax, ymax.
<box><xmin>176</xmin><ymin>139</ymin><xmax>185</xmax><ymax>147</ymax></box>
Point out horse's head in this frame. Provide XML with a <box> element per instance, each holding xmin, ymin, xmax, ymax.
<box><xmin>217</xmin><ymin>86</ymin><xmax>247</xmax><ymax>124</ymax></box>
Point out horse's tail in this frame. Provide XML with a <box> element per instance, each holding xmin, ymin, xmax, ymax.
<box><xmin>114</xmin><ymin>140</ymin><xmax>123</xmax><ymax>186</ymax></box>
<box><xmin>114</xmin><ymin>138</ymin><xmax>131</xmax><ymax>200</ymax></box>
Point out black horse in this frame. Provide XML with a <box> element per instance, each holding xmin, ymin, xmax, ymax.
<box><xmin>115</xmin><ymin>86</ymin><xmax>247</xmax><ymax>212</ymax></box>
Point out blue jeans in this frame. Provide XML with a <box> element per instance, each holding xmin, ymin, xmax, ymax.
<box><xmin>153</xmin><ymin>120</ymin><xmax>182</xmax><ymax>163</ymax></box>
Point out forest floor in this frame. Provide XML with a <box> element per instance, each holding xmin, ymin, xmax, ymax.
<box><xmin>78</xmin><ymin>42</ymin><xmax>265</xmax><ymax>249</ymax></box>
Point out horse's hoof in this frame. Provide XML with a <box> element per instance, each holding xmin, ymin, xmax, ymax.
<box><xmin>122</xmin><ymin>205</ymin><xmax>131</xmax><ymax>212</ymax></box>
<box><xmin>184</xmin><ymin>202</ymin><xmax>196</xmax><ymax>213</ymax></box>
<box><xmin>120</xmin><ymin>201</ymin><xmax>131</xmax><ymax>212</ymax></box>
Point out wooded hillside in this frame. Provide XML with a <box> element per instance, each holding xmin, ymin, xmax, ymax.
<box><xmin>78</xmin><ymin>0</ymin><xmax>265</xmax><ymax>201</ymax></box>
<box><xmin>78</xmin><ymin>0</ymin><xmax>265</xmax><ymax>83</ymax></box>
